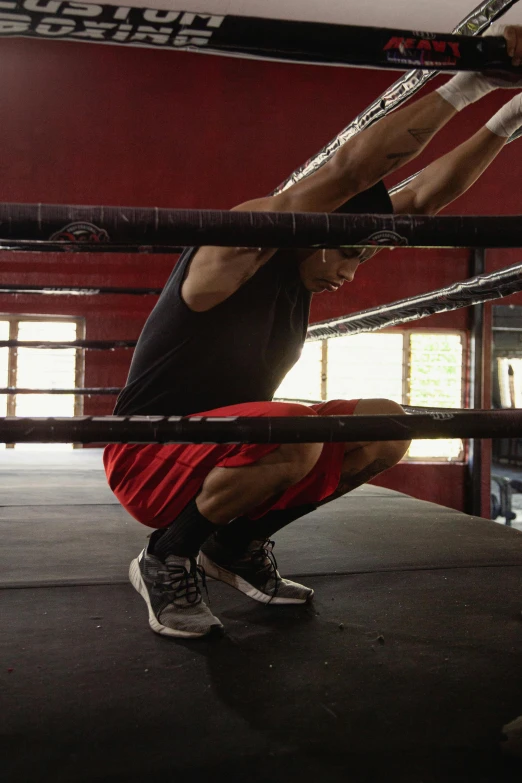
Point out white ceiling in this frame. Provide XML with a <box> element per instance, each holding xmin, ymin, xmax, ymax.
<box><xmin>102</xmin><ymin>0</ymin><xmax>522</xmax><ymax>31</ymax></box>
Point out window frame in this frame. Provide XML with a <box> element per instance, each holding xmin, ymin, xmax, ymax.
<box><xmin>403</xmin><ymin>327</ymin><xmax>467</xmax><ymax>464</ymax></box>
<box><xmin>0</xmin><ymin>313</ymin><xmax>86</xmax><ymax>448</ymax></box>
<box><xmin>277</xmin><ymin>326</ymin><xmax>468</xmax><ymax>464</ymax></box>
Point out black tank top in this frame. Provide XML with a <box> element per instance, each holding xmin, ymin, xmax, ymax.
<box><xmin>114</xmin><ymin>247</ymin><xmax>311</xmax><ymax>416</ymax></box>
<box><xmin>114</xmin><ymin>181</ymin><xmax>392</xmax><ymax>417</ymax></box>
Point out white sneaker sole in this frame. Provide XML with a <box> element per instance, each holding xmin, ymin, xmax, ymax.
<box><xmin>129</xmin><ymin>558</ymin><xmax>222</xmax><ymax>639</ymax></box>
<box><xmin>198</xmin><ymin>552</ymin><xmax>313</xmax><ymax>605</ymax></box>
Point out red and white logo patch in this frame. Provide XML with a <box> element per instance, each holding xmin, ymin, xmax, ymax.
<box><xmin>50</xmin><ymin>222</ymin><xmax>110</xmax><ymax>243</ymax></box>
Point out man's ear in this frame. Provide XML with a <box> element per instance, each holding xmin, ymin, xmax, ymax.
<box><xmin>357</xmin><ymin>247</ymin><xmax>382</xmax><ymax>264</ymax></box>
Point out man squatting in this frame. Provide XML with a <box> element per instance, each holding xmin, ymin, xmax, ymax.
<box><xmin>105</xmin><ymin>25</ymin><xmax>522</xmax><ymax>638</ymax></box>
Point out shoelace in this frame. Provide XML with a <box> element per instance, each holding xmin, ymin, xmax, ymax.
<box><xmin>159</xmin><ymin>558</ymin><xmax>210</xmax><ymax>605</ymax></box>
<box><xmin>249</xmin><ymin>539</ymin><xmax>281</xmax><ymax>602</ymax></box>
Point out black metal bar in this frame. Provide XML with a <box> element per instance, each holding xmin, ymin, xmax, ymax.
<box><xmin>307</xmin><ymin>260</ymin><xmax>522</xmax><ymax>340</ymax></box>
<box><xmin>1</xmin><ymin>410</ymin><xmax>522</xmax><ymax>444</ymax></box>
<box><xmin>467</xmin><ymin>248</ymin><xmax>486</xmax><ymax>517</ymax></box>
<box><xmin>0</xmin><ymin>206</ymin><xmax>522</xmax><ymax>249</ymax></box>
<box><xmin>0</xmin><ymin>284</ymin><xmax>162</xmax><ymax>296</ymax></box>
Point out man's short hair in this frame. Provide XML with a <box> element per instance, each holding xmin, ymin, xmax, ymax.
<box><xmin>335</xmin><ymin>180</ymin><xmax>393</xmax><ymax>215</ymax></box>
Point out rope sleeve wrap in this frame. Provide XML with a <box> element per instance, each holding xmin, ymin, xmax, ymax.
<box><xmin>1</xmin><ymin>206</ymin><xmax>522</xmax><ymax>249</ymax></box>
<box><xmin>1</xmin><ymin>410</ymin><xmax>522</xmax><ymax>443</ymax></box>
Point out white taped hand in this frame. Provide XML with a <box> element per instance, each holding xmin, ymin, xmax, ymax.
<box><xmin>436</xmin><ymin>25</ymin><xmax>522</xmax><ymax>111</ymax></box>
<box><xmin>487</xmin><ymin>92</ymin><xmax>522</xmax><ymax>137</ymax></box>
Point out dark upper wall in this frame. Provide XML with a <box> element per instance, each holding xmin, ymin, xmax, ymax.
<box><xmin>0</xmin><ymin>37</ymin><xmax>517</xmax><ymax>209</ymax></box>
<box><xmin>0</xmin><ymin>36</ymin><xmax>520</xmax><ymax>511</ymax></box>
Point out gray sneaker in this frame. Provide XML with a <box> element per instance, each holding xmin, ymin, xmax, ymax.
<box><xmin>129</xmin><ymin>549</ymin><xmax>224</xmax><ymax>638</ymax></box>
<box><xmin>199</xmin><ymin>537</ymin><xmax>314</xmax><ymax>605</ymax></box>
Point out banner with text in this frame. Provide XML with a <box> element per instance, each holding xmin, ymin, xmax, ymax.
<box><xmin>0</xmin><ymin>2</ymin><xmax>513</xmax><ymax>72</ymax></box>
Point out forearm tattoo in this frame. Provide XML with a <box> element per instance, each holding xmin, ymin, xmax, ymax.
<box><xmin>383</xmin><ymin>126</ymin><xmax>437</xmax><ymax>175</ymax></box>
<box><xmin>408</xmin><ymin>127</ymin><xmax>436</xmax><ymax>145</ymax></box>
<box><xmin>384</xmin><ymin>151</ymin><xmax>414</xmax><ymax>176</ymax></box>
<box><xmin>386</xmin><ymin>151</ymin><xmax>412</xmax><ymax>161</ymax></box>
<box><xmin>317</xmin><ymin>458</ymin><xmax>392</xmax><ymax>507</ymax></box>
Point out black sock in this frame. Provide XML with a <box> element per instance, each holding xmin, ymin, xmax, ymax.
<box><xmin>214</xmin><ymin>503</ymin><xmax>318</xmax><ymax>553</ymax></box>
<box><xmin>149</xmin><ymin>498</ymin><xmax>217</xmax><ymax>560</ymax></box>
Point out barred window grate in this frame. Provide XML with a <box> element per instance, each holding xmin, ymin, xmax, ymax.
<box><xmin>276</xmin><ymin>329</ymin><xmax>465</xmax><ymax>462</ymax></box>
<box><xmin>407</xmin><ymin>332</ymin><xmax>464</xmax><ymax>461</ymax></box>
<box><xmin>0</xmin><ymin>316</ymin><xmax>84</xmax><ymax>451</ymax></box>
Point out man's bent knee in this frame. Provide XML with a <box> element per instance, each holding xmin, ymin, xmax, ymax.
<box><xmin>354</xmin><ymin>397</ymin><xmax>405</xmax><ymax>416</ymax></box>
<box><xmin>353</xmin><ymin>398</ymin><xmax>411</xmax><ymax>464</ymax></box>
<box><xmin>375</xmin><ymin>437</ymin><xmax>410</xmax><ymax>467</ymax></box>
<box><xmin>270</xmin><ymin>441</ymin><xmax>323</xmax><ymax>488</ymax></box>
<box><xmin>252</xmin><ymin>403</ymin><xmax>321</xmax><ymax>487</ymax></box>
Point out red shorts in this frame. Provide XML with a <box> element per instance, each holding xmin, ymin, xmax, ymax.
<box><xmin>103</xmin><ymin>399</ymin><xmax>359</xmax><ymax>528</ymax></box>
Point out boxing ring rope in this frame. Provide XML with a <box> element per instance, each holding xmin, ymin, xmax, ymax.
<box><xmin>0</xmin><ymin>284</ymin><xmax>162</xmax><ymax>296</ymax></box>
<box><xmin>0</xmin><ymin>241</ymin><xmax>185</xmax><ymax>255</ymax></box>
<box><xmin>1</xmin><ymin>410</ymin><xmax>522</xmax><ymax>444</ymax></box>
<box><xmin>0</xmin><ymin>205</ymin><xmax>521</xmax><ymax>249</ymax></box>
<box><xmin>0</xmin><ymin>8</ymin><xmax>517</xmax><ymax>76</ymax></box>
<box><xmin>80</xmin><ymin>20</ymin><xmax>517</xmax><ymax>72</ymax></box>
<box><xmin>0</xmin><ymin>388</ymin><xmax>121</xmax><ymax>396</ymax></box>
<box><xmin>0</xmin><ymin>340</ymin><xmax>137</xmax><ymax>350</ymax></box>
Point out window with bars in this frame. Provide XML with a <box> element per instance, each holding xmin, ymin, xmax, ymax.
<box><xmin>276</xmin><ymin>330</ymin><xmax>465</xmax><ymax>461</ymax></box>
<box><xmin>0</xmin><ymin>315</ymin><xmax>85</xmax><ymax>450</ymax></box>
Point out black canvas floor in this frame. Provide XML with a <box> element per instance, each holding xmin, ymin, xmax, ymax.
<box><xmin>2</xmin><ymin>450</ymin><xmax>522</xmax><ymax>782</ymax></box>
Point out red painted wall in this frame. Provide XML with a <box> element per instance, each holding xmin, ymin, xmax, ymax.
<box><xmin>1</xmin><ymin>37</ymin><xmax>520</xmax><ymax>513</ymax></box>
